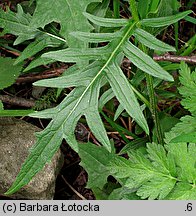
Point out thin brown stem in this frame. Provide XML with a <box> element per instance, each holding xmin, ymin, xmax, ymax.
<box><xmin>123</xmin><ymin>54</ymin><xmax>196</xmax><ymax>65</ymax></box>
<box><xmin>61</xmin><ymin>175</ymin><xmax>86</xmax><ymax>200</ymax></box>
<box><xmin>153</xmin><ymin>54</ymin><xmax>196</xmax><ymax>64</ymax></box>
<box><xmin>16</xmin><ymin>65</ymin><xmax>68</xmax><ymax>84</ymax></box>
<box><xmin>0</xmin><ymin>95</ymin><xmax>35</xmax><ymax>108</ymax></box>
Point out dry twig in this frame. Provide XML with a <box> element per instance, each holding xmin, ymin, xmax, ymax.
<box><xmin>61</xmin><ymin>175</ymin><xmax>86</xmax><ymax>200</ymax></box>
<box><xmin>123</xmin><ymin>54</ymin><xmax>196</xmax><ymax>65</ymax></box>
<box><xmin>153</xmin><ymin>54</ymin><xmax>196</xmax><ymax>64</ymax></box>
<box><xmin>16</xmin><ymin>65</ymin><xmax>68</xmax><ymax>84</ymax></box>
<box><xmin>0</xmin><ymin>95</ymin><xmax>35</xmax><ymax>108</ymax></box>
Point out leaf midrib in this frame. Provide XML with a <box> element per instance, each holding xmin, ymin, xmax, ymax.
<box><xmin>60</xmin><ymin>21</ymin><xmax>136</xmax><ymax>133</ymax></box>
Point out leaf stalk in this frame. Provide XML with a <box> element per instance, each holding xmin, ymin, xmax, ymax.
<box><xmin>113</xmin><ymin>0</ymin><xmax>120</xmax><ymax>18</ymax></box>
<box><xmin>130</xmin><ymin>0</ymin><xmax>164</xmax><ymax>144</ymax></box>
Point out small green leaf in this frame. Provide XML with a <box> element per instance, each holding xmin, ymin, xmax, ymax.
<box><xmin>85</xmin><ymin>111</ymin><xmax>111</xmax><ymax>151</ymax></box>
<box><xmin>138</xmin><ymin>0</ymin><xmax>151</xmax><ymax>19</ymax></box>
<box><xmin>0</xmin><ymin>4</ymin><xmax>66</xmax><ymax>66</ymax></box>
<box><xmin>87</xmin><ymin>0</ymin><xmax>110</xmax><ymax>33</ymax></box>
<box><xmin>84</xmin><ymin>75</ymin><xmax>111</xmax><ymax>152</ymax></box>
<box><xmin>140</xmin><ymin>10</ymin><xmax>192</xmax><ymax>27</ymax></box>
<box><xmin>184</xmin><ymin>16</ymin><xmax>196</xmax><ymax>24</ymax></box>
<box><xmin>134</xmin><ymin>28</ymin><xmax>176</xmax><ymax>52</ymax></box>
<box><xmin>123</xmin><ymin>41</ymin><xmax>174</xmax><ymax>81</ymax></box>
<box><xmin>166</xmin><ymin>116</ymin><xmax>196</xmax><ymax>140</ymax></box>
<box><xmin>83</xmin><ymin>12</ymin><xmax>129</xmax><ymax>27</ymax></box>
<box><xmin>30</xmin><ymin>0</ymin><xmax>99</xmax><ymax>49</ymax></box>
<box><xmin>109</xmin><ymin>156</ymin><xmax>134</xmax><ymax>179</ymax></box>
<box><xmin>108</xmin><ymin>142</ymin><xmax>194</xmax><ymax>200</ymax></box>
<box><xmin>166</xmin><ymin>142</ymin><xmax>196</xmax><ymax>183</ymax></box>
<box><xmin>149</xmin><ymin>0</ymin><xmax>161</xmax><ymax>14</ymax></box>
<box><xmin>0</xmin><ymin>57</ymin><xmax>23</xmax><ymax>90</ymax></box>
<box><xmin>78</xmin><ymin>143</ymin><xmax>112</xmax><ymax>189</ymax></box>
<box><xmin>146</xmin><ymin>143</ymin><xmax>176</xmax><ymax>176</ymax></box>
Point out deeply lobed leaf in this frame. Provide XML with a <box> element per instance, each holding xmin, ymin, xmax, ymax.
<box><xmin>178</xmin><ymin>62</ymin><xmax>196</xmax><ymax>115</ymax></box>
<box><xmin>78</xmin><ymin>141</ymin><xmax>195</xmax><ymax>200</ymax></box>
<box><xmin>0</xmin><ymin>5</ymin><xmax>38</xmax><ymax>45</ymax></box>
<box><xmin>30</xmin><ymin>0</ymin><xmax>101</xmax><ymax>49</ymax></box>
<box><xmin>5</xmin><ymin>3</ymin><xmax>191</xmax><ymax>196</ymax></box>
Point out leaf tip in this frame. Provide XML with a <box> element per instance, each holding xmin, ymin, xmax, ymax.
<box><xmin>41</xmin><ymin>53</ymin><xmax>49</xmax><ymax>58</ymax></box>
<box><xmin>4</xmin><ymin>185</ymin><xmax>18</xmax><ymax>196</ymax></box>
<box><xmin>168</xmin><ymin>75</ymin><xmax>174</xmax><ymax>82</ymax></box>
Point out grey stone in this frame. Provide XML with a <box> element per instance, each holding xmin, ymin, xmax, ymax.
<box><xmin>0</xmin><ymin>117</ymin><xmax>63</xmax><ymax>199</ymax></box>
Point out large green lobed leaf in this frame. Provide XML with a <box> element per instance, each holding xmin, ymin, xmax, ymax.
<box><xmin>30</xmin><ymin>0</ymin><xmax>101</xmax><ymax>49</ymax></box>
<box><xmin>5</xmin><ymin>4</ymin><xmax>192</xmax><ymax>196</ymax></box>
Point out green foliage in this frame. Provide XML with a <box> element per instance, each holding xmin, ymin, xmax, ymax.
<box><xmin>178</xmin><ymin>62</ymin><xmax>196</xmax><ymax>115</ymax></box>
<box><xmin>78</xmin><ymin>141</ymin><xmax>195</xmax><ymax>200</ymax></box>
<box><xmin>79</xmin><ymin>143</ymin><xmax>113</xmax><ymax>189</ymax></box>
<box><xmin>140</xmin><ymin>10</ymin><xmax>191</xmax><ymax>27</ymax></box>
<box><xmin>0</xmin><ymin>101</ymin><xmax>3</xmax><ymax>110</ymax></box>
<box><xmin>0</xmin><ymin>57</ymin><xmax>23</xmax><ymax>89</ymax></box>
<box><xmin>108</xmin><ymin>187</ymin><xmax>140</xmax><ymax>200</ymax></box>
<box><xmin>80</xmin><ymin>140</ymin><xmax>195</xmax><ymax>200</ymax></box>
<box><xmin>0</xmin><ymin>4</ymin><xmax>38</xmax><ymax>45</ymax></box>
<box><xmin>0</xmin><ymin>4</ymin><xmax>64</xmax><ymax>66</ymax></box>
<box><xmin>165</xmin><ymin>62</ymin><xmax>196</xmax><ymax>145</ymax></box>
<box><xmin>79</xmin><ymin>62</ymin><xmax>196</xmax><ymax>200</ymax></box>
<box><xmin>30</xmin><ymin>0</ymin><xmax>99</xmax><ymax>49</ymax></box>
<box><xmin>133</xmin><ymin>28</ymin><xmax>176</xmax><ymax>52</ymax></box>
<box><xmin>1</xmin><ymin>0</ymin><xmax>194</xmax><ymax>199</ymax></box>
